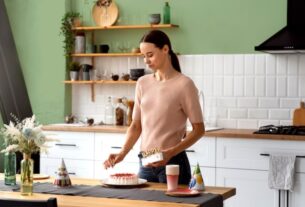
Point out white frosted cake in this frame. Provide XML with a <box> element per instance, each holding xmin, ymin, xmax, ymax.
<box><xmin>108</xmin><ymin>173</ymin><xmax>138</xmax><ymax>185</ymax></box>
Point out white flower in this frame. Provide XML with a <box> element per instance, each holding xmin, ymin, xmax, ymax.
<box><xmin>1</xmin><ymin>144</ymin><xmax>19</xmax><ymax>153</ymax></box>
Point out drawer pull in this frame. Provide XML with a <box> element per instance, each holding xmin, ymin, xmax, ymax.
<box><xmin>186</xmin><ymin>150</ymin><xmax>195</xmax><ymax>153</ymax></box>
<box><xmin>111</xmin><ymin>146</ymin><xmax>122</xmax><ymax>149</ymax></box>
<box><xmin>68</xmin><ymin>172</ymin><xmax>76</xmax><ymax>175</ymax></box>
<box><xmin>260</xmin><ymin>153</ymin><xmax>305</xmax><ymax>158</ymax></box>
<box><xmin>55</xmin><ymin>144</ymin><xmax>77</xmax><ymax>147</ymax></box>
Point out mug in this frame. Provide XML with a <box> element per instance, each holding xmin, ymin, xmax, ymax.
<box><xmin>100</xmin><ymin>44</ymin><xmax>110</xmax><ymax>53</ymax></box>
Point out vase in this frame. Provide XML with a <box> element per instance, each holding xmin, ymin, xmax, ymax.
<box><xmin>4</xmin><ymin>151</ymin><xmax>16</xmax><ymax>185</ymax></box>
<box><xmin>20</xmin><ymin>153</ymin><xmax>34</xmax><ymax>196</ymax></box>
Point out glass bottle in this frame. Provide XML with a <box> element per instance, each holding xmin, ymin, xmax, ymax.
<box><xmin>115</xmin><ymin>98</ymin><xmax>126</xmax><ymax>126</ymax></box>
<box><xmin>4</xmin><ymin>151</ymin><xmax>16</xmax><ymax>186</ymax></box>
<box><xmin>104</xmin><ymin>96</ymin><xmax>114</xmax><ymax>125</ymax></box>
<box><xmin>163</xmin><ymin>2</ymin><xmax>171</xmax><ymax>24</ymax></box>
<box><xmin>20</xmin><ymin>153</ymin><xmax>34</xmax><ymax>196</ymax></box>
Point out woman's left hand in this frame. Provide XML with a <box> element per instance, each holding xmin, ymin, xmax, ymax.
<box><xmin>146</xmin><ymin>149</ymin><xmax>174</xmax><ymax>167</ymax></box>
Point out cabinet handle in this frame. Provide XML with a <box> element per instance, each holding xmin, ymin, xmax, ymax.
<box><xmin>111</xmin><ymin>146</ymin><xmax>122</xmax><ymax>149</ymax></box>
<box><xmin>55</xmin><ymin>143</ymin><xmax>77</xmax><ymax>147</ymax></box>
<box><xmin>68</xmin><ymin>172</ymin><xmax>76</xmax><ymax>175</ymax></box>
<box><xmin>186</xmin><ymin>150</ymin><xmax>195</xmax><ymax>153</ymax></box>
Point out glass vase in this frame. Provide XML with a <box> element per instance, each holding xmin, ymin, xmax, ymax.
<box><xmin>20</xmin><ymin>153</ymin><xmax>33</xmax><ymax>196</ymax></box>
<box><xmin>4</xmin><ymin>151</ymin><xmax>16</xmax><ymax>185</ymax></box>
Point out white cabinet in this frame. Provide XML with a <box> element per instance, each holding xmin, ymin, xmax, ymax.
<box><xmin>216</xmin><ymin>137</ymin><xmax>305</xmax><ymax>207</ymax></box>
<box><xmin>40</xmin><ymin>131</ymin><xmax>95</xmax><ymax>179</ymax></box>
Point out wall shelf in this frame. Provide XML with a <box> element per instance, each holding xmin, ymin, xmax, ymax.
<box><xmin>64</xmin><ymin>80</ymin><xmax>137</xmax><ymax>102</ymax></box>
<box><xmin>72</xmin><ymin>24</ymin><xmax>179</xmax><ymax>31</ymax></box>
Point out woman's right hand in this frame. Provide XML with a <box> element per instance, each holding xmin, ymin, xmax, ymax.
<box><xmin>103</xmin><ymin>153</ymin><xmax>125</xmax><ymax>169</ymax></box>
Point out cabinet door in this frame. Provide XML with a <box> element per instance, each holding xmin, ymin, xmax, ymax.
<box><xmin>95</xmin><ymin>133</ymin><xmax>140</xmax><ymax>163</ymax></box>
<box><xmin>186</xmin><ymin>137</ymin><xmax>216</xmax><ymax>167</ymax></box>
<box><xmin>289</xmin><ymin>173</ymin><xmax>305</xmax><ymax>207</ymax></box>
<box><xmin>216</xmin><ymin>168</ymin><xmax>277</xmax><ymax>207</ymax></box>
<box><xmin>40</xmin><ymin>158</ymin><xmax>94</xmax><ymax>179</ymax></box>
<box><xmin>43</xmin><ymin>131</ymin><xmax>95</xmax><ymax>160</ymax></box>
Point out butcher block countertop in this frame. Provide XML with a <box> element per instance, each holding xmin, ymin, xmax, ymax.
<box><xmin>42</xmin><ymin>124</ymin><xmax>305</xmax><ymax>141</ymax></box>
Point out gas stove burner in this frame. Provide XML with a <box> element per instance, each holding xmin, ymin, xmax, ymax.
<box><xmin>254</xmin><ymin>125</ymin><xmax>305</xmax><ymax>135</ymax></box>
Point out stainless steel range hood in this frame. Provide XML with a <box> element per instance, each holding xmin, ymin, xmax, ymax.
<box><xmin>255</xmin><ymin>0</ymin><xmax>305</xmax><ymax>54</ymax></box>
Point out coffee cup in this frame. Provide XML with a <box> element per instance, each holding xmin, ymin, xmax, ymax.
<box><xmin>100</xmin><ymin>44</ymin><xmax>109</xmax><ymax>53</ymax></box>
<box><xmin>166</xmin><ymin>165</ymin><xmax>179</xmax><ymax>191</ymax></box>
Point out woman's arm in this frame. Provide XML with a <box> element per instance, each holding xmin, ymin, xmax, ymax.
<box><xmin>147</xmin><ymin>122</ymin><xmax>205</xmax><ymax>167</ymax></box>
<box><xmin>104</xmin><ymin>120</ymin><xmax>142</xmax><ymax>169</ymax></box>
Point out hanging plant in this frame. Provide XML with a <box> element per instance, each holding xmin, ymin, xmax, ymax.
<box><xmin>60</xmin><ymin>12</ymin><xmax>81</xmax><ymax>57</ymax></box>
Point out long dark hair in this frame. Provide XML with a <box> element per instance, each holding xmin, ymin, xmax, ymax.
<box><xmin>140</xmin><ymin>30</ymin><xmax>181</xmax><ymax>73</ymax></box>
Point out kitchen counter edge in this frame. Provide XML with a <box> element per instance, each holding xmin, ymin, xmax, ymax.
<box><xmin>42</xmin><ymin>125</ymin><xmax>305</xmax><ymax>141</ymax></box>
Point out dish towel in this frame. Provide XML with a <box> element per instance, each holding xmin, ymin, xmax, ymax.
<box><xmin>268</xmin><ymin>153</ymin><xmax>296</xmax><ymax>191</ymax></box>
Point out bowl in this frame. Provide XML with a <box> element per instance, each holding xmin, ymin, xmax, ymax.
<box><xmin>148</xmin><ymin>14</ymin><xmax>161</xmax><ymax>24</ymax></box>
<box><xmin>130</xmin><ymin>68</ymin><xmax>145</xmax><ymax>80</ymax></box>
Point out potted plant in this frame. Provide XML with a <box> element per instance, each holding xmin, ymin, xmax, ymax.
<box><xmin>69</xmin><ymin>61</ymin><xmax>81</xmax><ymax>81</ymax></box>
<box><xmin>60</xmin><ymin>12</ymin><xmax>81</xmax><ymax>57</ymax></box>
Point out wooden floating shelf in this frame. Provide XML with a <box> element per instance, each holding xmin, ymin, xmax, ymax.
<box><xmin>64</xmin><ymin>80</ymin><xmax>94</xmax><ymax>84</ymax></box>
<box><xmin>72</xmin><ymin>24</ymin><xmax>179</xmax><ymax>31</ymax></box>
<box><xmin>71</xmin><ymin>53</ymin><xmax>142</xmax><ymax>57</ymax></box>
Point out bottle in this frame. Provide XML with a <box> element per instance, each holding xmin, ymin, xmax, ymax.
<box><xmin>163</xmin><ymin>2</ymin><xmax>171</xmax><ymax>24</ymax></box>
<box><xmin>104</xmin><ymin>96</ymin><xmax>114</xmax><ymax>125</ymax></box>
<box><xmin>115</xmin><ymin>98</ymin><xmax>127</xmax><ymax>126</ymax></box>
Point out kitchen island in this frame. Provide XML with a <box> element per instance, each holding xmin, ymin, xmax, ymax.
<box><xmin>0</xmin><ymin>175</ymin><xmax>235</xmax><ymax>207</ymax></box>
<box><xmin>41</xmin><ymin>125</ymin><xmax>305</xmax><ymax>207</ymax></box>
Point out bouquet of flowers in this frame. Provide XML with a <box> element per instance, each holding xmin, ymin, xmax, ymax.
<box><xmin>1</xmin><ymin>115</ymin><xmax>55</xmax><ymax>155</ymax></box>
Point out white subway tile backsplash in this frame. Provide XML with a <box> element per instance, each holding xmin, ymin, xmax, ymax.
<box><xmin>72</xmin><ymin>54</ymin><xmax>305</xmax><ymax>129</ymax></box>
<box><xmin>266</xmin><ymin>76</ymin><xmax>276</xmax><ymax>97</ymax></box>
<box><xmin>237</xmin><ymin>119</ymin><xmax>258</xmax><ymax>129</ymax></box>
<box><xmin>255</xmin><ymin>55</ymin><xmax>265</xmax><ymax>75</ymax></box>
<box><xmin>287</xmin><ymin>76</ymin><xmax>298</xmax><ymax>97</ymax></box>
<box><xmin>224</xmin><ymin>55</ymin><xmax>234</xmax><ymax>75</ymax></box>
<box><xmin>269</xmin><ymin>109</ymin><xmax>290</xmax><ymax>120</ymax></box>
<box><xmin>223</xmin><ymin>76</ymin><xmax>233</xmax><ymax>96</ymax></box>
<box><xmin>255</xmin><ymin>77</ymin><xmax>265</xmax><ymax>97</ymax></box>
<box><xmin>276</xmin><ymin>76</ymin><xmax>287</xmax><ymax>97</ymax></box>
<box><xmin>287</xmin><ymin>55</ymin><xmax>298</xmax><ymax>75</ymax></box>
<box><xmin>276</xmin><ymin>55</ymin><xmax>287</xmax><ymax>75</ymax></box>
<box><xmin>238</xmin><ymin>98</ymin><xmax>258</xmax><ymax>108</ymax></box>
<box><xmin>280</xmin><ymin>98</ymin><xmax>301</xmax><ymax>108</ymax></box>
<box><xmin>248</xmin><ymin>109</ymin><xmax>268</xmax><ymax>119</ymax></box>
<box><xmin>266</xmin><ymin>55</ymin><xmax>276</xmax><ymax>75</ymax></box>
<box><xmin>245</xmin><ymin>77</ymin><xmax>255</xmax><ymax>96</ymax></box>
<box><xmin>229</xmin><ymin>109</ymin><xmax>247</xmax><ymax>119</ymax></box>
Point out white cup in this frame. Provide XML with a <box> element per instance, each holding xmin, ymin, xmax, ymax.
<box><xmin>166</xmin><ymin>165</ymin><xmax>179</xmax><ymax>191</ymax></box>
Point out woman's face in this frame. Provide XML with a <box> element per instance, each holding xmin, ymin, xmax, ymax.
<box><xmin>140</xmin><ymin>42</ymin><xmax>168</xmax><ymax>71</ymax></box>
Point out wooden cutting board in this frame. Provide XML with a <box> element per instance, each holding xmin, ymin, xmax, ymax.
<box><xmin>293</xmin><ymin>101</ymin><xmax>305</xmax><ymax>126</ymax></box>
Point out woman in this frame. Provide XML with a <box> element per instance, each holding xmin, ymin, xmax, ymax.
<box><xmin>104</xmin><ymin>30</ymin><xmax>205</xmax><ymax>184</ymax></box>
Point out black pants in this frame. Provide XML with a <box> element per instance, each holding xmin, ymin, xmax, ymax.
<box><xmin>138</xmin><ymin>151</ymin><xmax>191</xmax><ymax>185</ymax></box>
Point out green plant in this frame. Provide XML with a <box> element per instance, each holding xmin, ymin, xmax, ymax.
<box><xmin>69</xmin><ymin>61</ymin><xmax>81</xmax><ymax>72</ymax></box>
<box><xmin>60</xmin><ymin>12</ymin><xmax>81</xmax><ymax>56</ymax></box>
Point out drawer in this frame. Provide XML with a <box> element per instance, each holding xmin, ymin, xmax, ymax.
<box><xmin>94</xmin><ymin>160</ymin><xmax>139</xmax><ymax>179</ymax></box>
<box><xmin>43</xmin><ymin>131</ymin><xmax>94</xmax><ymax>160</ymax></box>
<box><xmin>216</xmin><ymin>138</ymin><xmax>305</xmax><ymax>172</ymax></box>
<box><xmin>95</xmin><ymin>133</ymin><xmax>140</xmax><ymax>163</ymax></box>
<box><xmin>40</xmin><ymin>158</ymin><xmax>94</xmax><ymax>179</ymax></box>
<box><xmin>186</xmin><ymin>137</ymin><xmax>216</xmax><ymax>167</ymax></box>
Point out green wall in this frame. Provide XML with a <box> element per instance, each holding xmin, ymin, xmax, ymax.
<box><xmin>4</xmin><ymin>0</ymin><xmax>71</xmax><ymax>124</ymax></box>
<box><xmin>4</xmin><ymin>0</ymin><xmax>287</xmax><ymax>124</ymax></box>
<box><xmin>0</xmin><ymin>116</ymin><xmax>3</xmax><ymax>172</ymax></box>
<box><xmin>72</xmin><ymin>0</ymin><xmax>286</xmax><ymax>54</ymax></box>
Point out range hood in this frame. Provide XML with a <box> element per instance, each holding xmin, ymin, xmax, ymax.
<box><xmin>255</xmin><ymin>0</ymin><xmax>305</xmax><ymax>53</ymax></box>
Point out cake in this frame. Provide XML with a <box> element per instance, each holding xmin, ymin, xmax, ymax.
<box><xmin>108</xmin><ymin>173</ymin><xmax>138</xmax><ymax>185</ymax></box>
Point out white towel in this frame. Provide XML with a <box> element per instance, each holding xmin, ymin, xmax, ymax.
<box><xmin>268</xmin><ymin>153</ymin><xmax>296</xmax><ymax>191</ymax></box>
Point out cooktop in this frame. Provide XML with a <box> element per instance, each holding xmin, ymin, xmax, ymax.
<box><xmin>254</xmin><ymin>125</ymin><xmax>305</xmax><ymax>135</ymax></box>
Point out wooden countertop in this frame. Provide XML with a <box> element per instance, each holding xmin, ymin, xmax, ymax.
<box><xmin>0</xmin><ymin>175</ymin><xmax>235</xmax><ymax>207</ymax></box>
<box><xmin>42</xmin><ymin>125</ymin><xmax>305</xmax><ymax>141</ymax></box>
